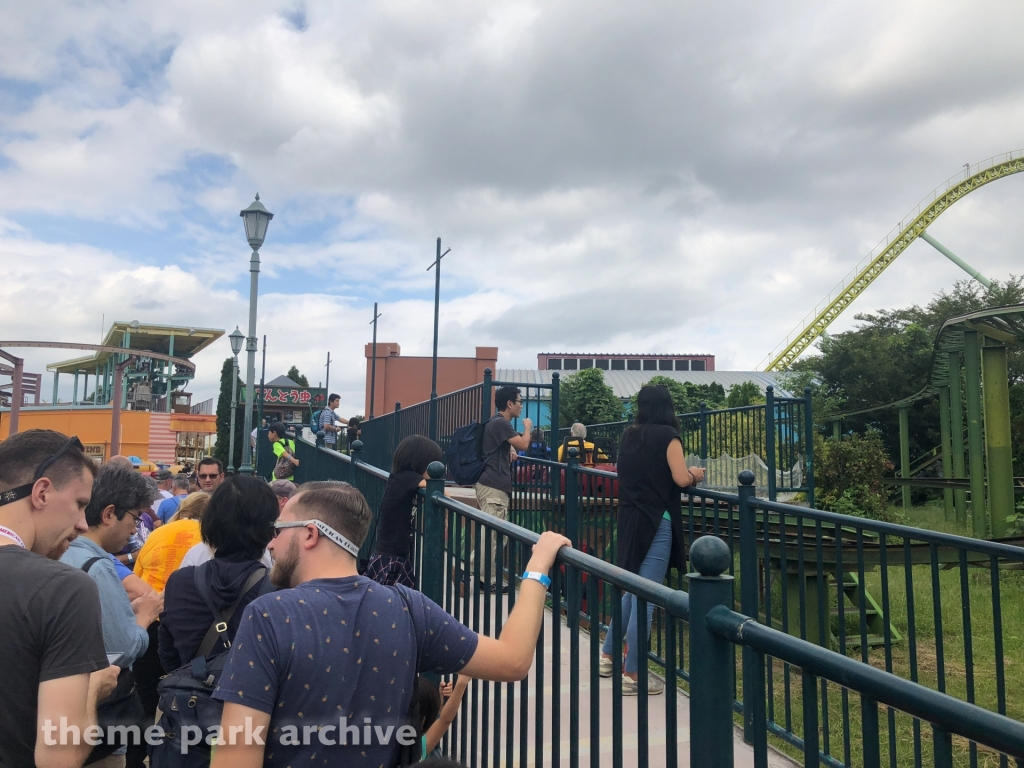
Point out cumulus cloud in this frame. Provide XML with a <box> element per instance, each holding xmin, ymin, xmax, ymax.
<box><xmin>2</xmin><ymin>0</ymin><xmax>1024</xmax><ymax>415</ymax></box>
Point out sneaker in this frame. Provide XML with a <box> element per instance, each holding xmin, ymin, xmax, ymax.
<box><xmin>599</xmin><ymin>655</ymin><xmax>613</xmax><ymax>678</ymax></box>
<box><xmin>621</xmin><ymin>674</ymin><xmax>665</xmax><ymax>696</ymax></box>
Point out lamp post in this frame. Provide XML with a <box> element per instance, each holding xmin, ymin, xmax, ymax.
<box><xmin>369</xmin><ymin>303</ymin><xmax>382</xmax><ymax>419</ymax></box>
<box><xmin>427</xmin><ymin>238</ymin><xmax>450</xmax><ymax>440</ymax></box>
<box><xmin>238</xmin><ymin>194</ymin><xmax>274</xmax><ymax>474</ymax></box>
<box><xmin>227</xmin><ymin>327</ymin><xmax>244</xmax><ymax>473</ymax></box>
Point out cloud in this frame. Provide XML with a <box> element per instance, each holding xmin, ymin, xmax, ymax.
<box><xmin>2</xmin><ymin>0</ymin><xmax>1024</xmax><ymax>416</ymax></box>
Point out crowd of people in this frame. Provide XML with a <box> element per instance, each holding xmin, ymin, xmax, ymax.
<box><xmin>0</xmin><ymin>381</ymin><xmax>703</xmax><ymax>766</ymax></box>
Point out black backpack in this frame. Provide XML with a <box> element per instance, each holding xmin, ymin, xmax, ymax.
<box><xmin>446</xmin><ymin>418</ymin><xmax>502</xmax><ymax>485</ymax></box>
<box><xmin>149</xmin><ymin>563</ymin><xmax>272</xmax><ymax>767</ymax></box>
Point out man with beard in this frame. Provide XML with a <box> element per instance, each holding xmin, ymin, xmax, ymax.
<box><xmin>211</xmin><ymin>481</ymin><xmax>570</xmax><ymax>768</ymax></box>
<box><xmin>0</xmin><ymin>430</ymin><xmax>120</xmax><ymax>768</ymax></box>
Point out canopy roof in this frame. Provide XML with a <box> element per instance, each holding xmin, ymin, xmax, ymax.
<box><xmin>47</xmin><ymin>322</ymin><xmax>223</xmax><ymax>375</ymax></box>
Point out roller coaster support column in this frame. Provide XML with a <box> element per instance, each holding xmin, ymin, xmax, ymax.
<box><xmin>899</xmin><ymin>408</ymin><xmax>911</xmax><ymax>515</ymax></box>
<box><xmin>919</xmin><ymin>231</ymin><xmax>993</xmax><ymax>289</ymax></box>
<box><xmin>0</xmin><ymin>350</ymin><xmax>24</xmax><ymax>435</ymax></box>
<box><xmin>982</xmin><ymin>339</ymin><xmax>1014</xmax><ymax>538</ymax></box>
<box><xmin>938</xmin><ymin>386</ymin><xmax>955</xmax><ymax>522</ymax></box>
<box><xmin>948</xmin><ymin>352</ymin><xmax>968</xmax><ymax>526</ymax></box>
<box><xmin>963</xmin><ymin>331</ymin><xmax>987</xmax><ymax>537</ymax></box>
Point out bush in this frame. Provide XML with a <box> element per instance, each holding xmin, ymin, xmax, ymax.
<box><xmin>816</xmin><ymin>431</ymin><xmax>895</xmax><ymax>522</ymax></box>
<box><xmin>558</xmin><ymin>369</ymin><xmax>623</xmax><ymax>428</ymax></box>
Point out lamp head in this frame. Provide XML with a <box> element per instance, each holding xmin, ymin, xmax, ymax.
<box><xmin>229</xmin><ymin>326</ymin><xmax>244</xmax><ymax>357</ymax></box>
<box><xmin>240</xmin><ymin>193</ymin><xmax>274</xmax><ymax>249</ymax></box>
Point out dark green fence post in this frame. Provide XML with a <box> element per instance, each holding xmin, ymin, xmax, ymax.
<box><xmin>482</xmin><ymin>368</ymin><xmax>493</xmax><ymax>423</ymax></box>
<box><xmin>550</xmin><ymin>371</ymin><xmax>560</xmax><ymax>440</ymax></box>
<box><xmin>765</xmin><ymin>386</ymin><xmax>777</xmax><ymax>502</ymax></box>
<box><xmin>421</xmin><ymin>461</ymin><xmax>446</xmax><ymax>605</ymax></box>
<box><xmin>804</xmin><ymin>386</ymin><xmax>815</xmax><ymax>508</ymax></box>
<box><xmin>688</xmin><ymin>535</ymin><xmax>735</xmax><ymax>768</ymax></box>
<box><xmin>565</xmin><ymin>447</ymin><xmax>580</xmax><ymax>546</ymax></box>
<box><xmin>314</xmin><ymin>430</ymin><xmax>324</xmax><ymax>481</ymax></box>
<box><xmin>737</xmin><ymin>470</ymin><xmax>765</xmax><ymax>752</ymax></box>
<box><xmin>392</xmin><ymin>402</ymin><xmax>401</xmax><ymax>465</ymax></box>
<box><xmin>699</xmin><ymin>401</ymin><xmax>708</xmax><ymax>462</ymax></box>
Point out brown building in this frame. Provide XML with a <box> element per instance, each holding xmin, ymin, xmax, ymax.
<box><xmin>537</xmin><ymin>352</ymin><xmax>715</xmax><ymax>372</ymax></box>
<box><xmin>364</xmin><ymin>344</ymin><xmax>498</xmax><ymax>417</ymax></box>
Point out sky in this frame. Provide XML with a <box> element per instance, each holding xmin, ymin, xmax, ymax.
<box><xmin>1</xmin><ymin>0</ymin><xmax>1023</xmax><ymax>417</ymax></box>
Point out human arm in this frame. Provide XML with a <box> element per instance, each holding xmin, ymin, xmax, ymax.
<box><xmin>459</xmin><ymin>531</ymin><xmax>571</xmax><ymax>680</ymax></box>
<box><xmin>424</xmin><ymin>675</ymin><xmax>471</xmax><ymax>753</ymax></box>
<box><xmin>666</xmin><ymin>438</ymin><xmax>704</xmax><ymax>487</ymax></box>
<box><xmin>210</xmin><ymin>703</ymin><xmax>270</xmax><ymax>768</ymax></box>
<box><xmin>507</xmin><ymin>417</ymin><xmax>533</xmax><ymax>452</ymax></box>
<box><xmin>132</xmin><ymin>590</ymin><xmax>164</xmax><ymax>629</ymax></box>
<box><xmin>122</xmin><ymin>573</ymin><xmax>154</xmax><ymax>601</ymax></box>
<box><xmin>35</xmin><ymin>667</ymin><xmax>119</xmax><ymax>768</ymax></box>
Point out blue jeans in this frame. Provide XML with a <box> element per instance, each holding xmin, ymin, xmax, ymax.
<box><xmin>602</xmin><ymin>516</ymin><xmax>673</xmax><ymax>674</ymax></box>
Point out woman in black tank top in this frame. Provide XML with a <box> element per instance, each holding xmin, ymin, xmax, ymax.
<box><xmin>599</xmin><ymin>385</ymin><xmax>705</xmax><ymax>695</ymax></box>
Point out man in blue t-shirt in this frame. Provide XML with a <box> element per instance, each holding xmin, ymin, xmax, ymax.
<box><xmin>211</xmin><ymin>482</ymin><xmax>569</xmax><ymax>768</ymax></box>
<box><xmin>156</xmin><ymin>474</ymin><xmax>190</xmax><ymax>524</ymax></box>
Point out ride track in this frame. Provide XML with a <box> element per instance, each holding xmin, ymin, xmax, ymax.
<box><xmin>762</xmin><ymin>150</ymin><xmax>1024</xmax><ymax>372</ymax></box>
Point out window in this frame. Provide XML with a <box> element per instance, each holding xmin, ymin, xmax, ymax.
<box><xmin>643</xmin><ymin>359</ymin><xmax>657</xmax><ymax>370</ymax></box>
<box><xmin>611</xmin><ymin>359</ymin><xmax>626</xmax><ymax>370</ymax></box>
<box><xmin>627</xmin><ymin>360</ymin><xmax>641</xmax><ymax>370</ymax></box>
<box><xmin>675</xmin><ymin>359</ymin><xmax>690</xmax><ymax>371</ymax></box>
<box><xmin>563</xmin><ymin>358</ymin><xmax>578</xmax><ymax>370</ymax></box>
<box><xmin>547</xmin><ymin>359</ymin><xmax>562</xmax><ymax>370</ymax></box>
<box><xmin>596</xmin><ymin>359</ymin><xmax>610</xmax><ymax>370</ymax></box>
<box><xmin>659</xmin><ymin>359</ymin><xmax>674</xmax><ymax>370</ymax></box>
<box><xmin>691</xmin><ymin>359</ymin><xmax>706</xmax><ymax>371</ymax></box>
<box><xmin>580</xmin><ymin>359</ymin><xmax>594</xmax><ymax>369</ymax></box>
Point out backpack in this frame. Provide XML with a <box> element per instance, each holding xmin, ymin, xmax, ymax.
<box><xmin>446</xmin><ymin>419</ymin><xmax>502</xmax><ymax>486</ymax></box>
<box><xmin>310</xmin><ymin>408</ymin><xmax>323</xmax><ymax>434</ymax></box>
<box><xmin>149</xmin><ymin>563</ymin><xmax>272</xmax><ymax>768</ymax></box>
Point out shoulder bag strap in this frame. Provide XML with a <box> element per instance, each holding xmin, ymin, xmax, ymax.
<box><xmin>80</xmin><ymin>557</ymin><xmax>105</xmax><ymax>573</ymax></box>
<box><xmin>194</xmin><ymin>565</ymin><xmax>268</xmax><ymax>660</ymax></box>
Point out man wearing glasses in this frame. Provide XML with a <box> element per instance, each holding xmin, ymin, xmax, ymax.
<box><xmin>473</xmin><ymin>385</ymin><xmax>533</xmax><ymax>592</ymax></box>
<box><xmin>196</xmin><ymin>457</ymin><xmax>225</xmax><ymax>492</ymax></box>
<box><xmin>0</xmin><ymin>430</ymin><xmax>120</xmax><ymax>768</ymax></box>
<box><xmin>211</xmin><ymin>481</ymin><xmax>570</xmax><ymax>768</ymax></box>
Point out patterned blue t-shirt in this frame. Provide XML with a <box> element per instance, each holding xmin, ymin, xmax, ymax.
<box><xmin>213</xmin><ymin>576</ymin><xmax>478</xmax><ymax>767</ymax></box>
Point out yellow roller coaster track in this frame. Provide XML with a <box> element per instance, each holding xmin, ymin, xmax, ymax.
<box><xmin>761</xmin><ymin>150</ymin><xmax>1024</xmax><ymax>372</ymax></box>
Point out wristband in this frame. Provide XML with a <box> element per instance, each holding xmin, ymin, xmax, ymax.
<box><xmin>521</xmin><ymin>571</ymin><xmax>551</xmax><ymax>589</ymax></box>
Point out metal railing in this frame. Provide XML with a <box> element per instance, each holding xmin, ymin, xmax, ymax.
<box><xmin>557</xmin><ymin>386</ymin><xmax>814</xmax><ymax>502</ymax></box>
<box><xmin>292</xmin><ymin>433</ymin><xmax>1024</xmax><ymax>767</ymax></box>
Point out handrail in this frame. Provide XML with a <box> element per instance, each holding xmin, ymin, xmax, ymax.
<box><xmin>706</xmin><ymin>606</ymin><xmax>1024</xmax><ymax>758</ymax></box>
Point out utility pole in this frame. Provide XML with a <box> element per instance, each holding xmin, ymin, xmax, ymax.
<box><xmin>427</xmin><ymin>238</ymin><xmax>451</xmax><ymax>441</ymax></box>
<box><xmin>325</xmin><ymin>351</ymin><xmax>331</xmax><ymax>397</ymax></box>
<box><xmin>369</xmin><ymin>303</ymin><xmax>382</xmax><ymax>419</ymax></box>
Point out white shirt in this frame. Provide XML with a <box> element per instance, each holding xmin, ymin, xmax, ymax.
<box><xmin>178</xmin><ymin>542</ymin><xmax>273</xmax><ymax>570</ymax></box>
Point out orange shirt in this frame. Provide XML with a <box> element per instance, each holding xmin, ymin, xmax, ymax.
<box><xmin>133</xmin><ymin>519</ymin><xmax>202</xmax><ymax>591</ymax></box>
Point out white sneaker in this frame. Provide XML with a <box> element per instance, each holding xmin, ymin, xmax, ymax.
<box><xmin>621</xmin><ymin>674</ymin><xmax>665</xmax><ymax>696</ymax></box>
<box><xmin>599</xmin><ymin>655</ymin><xmax>613</xmax><ymax>678</ymax></box>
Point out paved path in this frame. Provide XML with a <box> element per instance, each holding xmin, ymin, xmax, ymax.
<box><xmin>444</xmin><ymin>598</ymin><xmax>799</xmax><ymax>768</ymax></box>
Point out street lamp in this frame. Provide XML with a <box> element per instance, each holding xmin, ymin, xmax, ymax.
<box><xmin>227</xmin><ymin>326</ymin><xmax>244</xmax><ymax>473</ymax></box>
<box><xmin>427</xmin><ymin>238</ymin><xmax>450</xmax><ymax>440</ymax></box>
<box><xmin>238</xmin><ymin>194</ymin><xmax>274</xmax><ymax>474</ymax></box>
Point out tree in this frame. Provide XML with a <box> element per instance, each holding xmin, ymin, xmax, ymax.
<box><xmin>287</xmin><ymin>366</ymin><xmax>309</xmax><ymax>387</ymax></box>
<box><xmin>558</xmin><ymin>369</ymin><xmax>623</xmax><ymax>427</ymax></box>
<box><xmin>627</xmin><ymin>376</ymin><xmax>726</xmax><ymax>415</ymax></box>
<box><xmin>214</xmin><ymin>358</ymin><xmax>245</xmax><ymax>470</ymax></box>
<box><xmin>815</xmin><ymin>431</ymin><xmax>896</xmax><ymax>522</ymax></box>
<box><xmin>725</xmin><ymin>381</ymin><xmax>763</xmax><ymax>408</ymax></box>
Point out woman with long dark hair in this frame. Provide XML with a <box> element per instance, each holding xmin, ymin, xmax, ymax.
<box><xmin>365</xmin><ymin>435</ymin><xmax>444</xmax><ymax>588</ymax></box>
<box><xmin>599</xmin><ymin>384</ymin><xmax>704</xmax><ymax>695</ymax></box>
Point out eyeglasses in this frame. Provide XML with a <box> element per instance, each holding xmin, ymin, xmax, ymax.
<box><xmin>272</xmin><ymin>519</ymin><xmax>360</xmax><ymax>558</ymax></box>
<box><xmin>125</xmin><ymin>510</ymin><xmax>144</xmax><ymax>524</ymax></box>
<box><xmin>0</xmin><ymin>436</ymin><xmax>86</xmax><ymax>508</ymax></box>
<box><xmin>197</xmin><ymin>473</ymin><xmax>220</xmax><ymax>480</ymax></box>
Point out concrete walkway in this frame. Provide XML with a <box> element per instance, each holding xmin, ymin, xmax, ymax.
<box><xmin>445</xmin><ymin>598</ymin><xmax>799</xmax><ymax>768</ymax></box>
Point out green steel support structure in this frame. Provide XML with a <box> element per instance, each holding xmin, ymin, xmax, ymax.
<box><xmin>962</xmin><ymin>331</ymin><xmax>987</xmax><ymax>537</ymax></box>
<box><xmin>937</xmin><ymin>386</ymin><xmax>954</xmax><ymax>521</ymax></box>
<box><xmin>948</xmin><ymin>351</ymin><xmax>968</xmax><ymax>525</ymax></box>
<box><xmin>981</xmin><ymin>340</ymin><xmax>1014</xmax><ymax>538</ymax></box>
<box><xmin>898</xmin><ymin>407</ymin><xmax>911</xmax><ymax>515</ymax></box>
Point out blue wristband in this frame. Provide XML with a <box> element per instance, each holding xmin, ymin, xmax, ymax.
<box><xmin>521</xmin><ymin>571</ymin><xmax>551</xmax><ymax>589</ymax></box>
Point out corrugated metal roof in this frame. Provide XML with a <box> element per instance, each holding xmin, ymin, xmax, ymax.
<box><xmin>495</xmin><ymin>369</ymin><xmax>794</xmax><ymax>399</ymax></box>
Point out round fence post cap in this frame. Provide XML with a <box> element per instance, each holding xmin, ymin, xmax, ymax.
<box><xmin>690</xmin><ymin>535</ymin><xmax>731</xmax><ymax>578</ymax></box>
<box><xmin>738</xmin><ymin>469</ymin><xmax>755</xmax><ymax>486</ymax></box>
<box><xmin>568</xmin><ymin>447</ymin><xmax>579</xmax><ymax>458</ymax></box>
<box><xmin>427</xmin><ymin>461</ymin><xmax>446</xmax><ymax>480</ymax></box>
<box><xmin>484</xmin><ymin>367</ymin><xmax>492</xmax><ymax>376</ymax></box>
<box><xmin>351</xmin><ymin>439</ymin><xmax>364</xmax><ymax>451</ymax></box>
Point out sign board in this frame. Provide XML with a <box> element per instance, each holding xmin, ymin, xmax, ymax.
<box><xmin>82</xmin><ymin>443</ymin><xmax>106</xmax><ymax>463</ymax></box>
<box><xmin>259</xmin><ymin>387</ymin><xmax>326</xmax><ymax>407</ymax></box>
